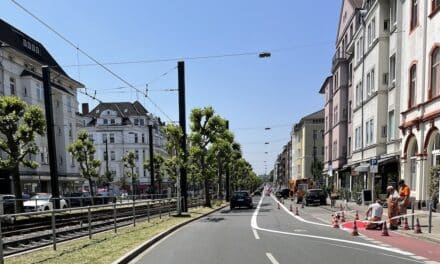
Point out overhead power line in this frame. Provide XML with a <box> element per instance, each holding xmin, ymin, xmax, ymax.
<box><xmin>10</xmin><ymin>0</ymin><xmax>174</xmax><ymax>122</ymax></box>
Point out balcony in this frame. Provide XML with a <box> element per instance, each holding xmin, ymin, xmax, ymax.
<box><xmin>332</xmin><ymin>52</ymin><xmax>348</xmax><ymax>71</ymax></box>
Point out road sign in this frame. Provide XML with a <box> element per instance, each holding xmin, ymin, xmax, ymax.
<box><xmin>370</xmin><ymin>159</ymin><xmax>378</xmax><ymax>173</ymax></box>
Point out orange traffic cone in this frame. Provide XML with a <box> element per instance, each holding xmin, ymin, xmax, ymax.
<box><xmin>381</xmin><ymin>221</ymin><xmax>389</xmax><ymax>236</ymax></box>
<box><xmin>401</xmin><ymin>217</ymin><xmax>410</xmax><ymax>230</ymax></box>
<box><xmin>355</xmin><ymin>210</ymin><xmax>359</xmax><ymax>220</ymax></box>
<box><xmin>295</xmin><ymin>207</ymin><xmax>299</xmax><ymax>216</ymax></box>
<box><xmin>414</xmin><ymin>218</ymin><xmax>422</xmax><ymax>234</ymax></box>
<box><xmin>341</xmin><ymin>211</ymin><xmax>346</xmax><ymax>223</ymax></box>
<box><xmin>289</xmin><ymin>204</ymin><xmax>293</xmax><ymax>212</ymax></box>
<box><xmin>351</xmin><ymin>220</ymin><xmax>359</xmax><ymax>236</ymax></box>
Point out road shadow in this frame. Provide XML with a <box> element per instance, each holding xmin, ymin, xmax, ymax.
<box><xmin>201</xmin><ymin>217</ymin><xmax>225</xmax><ymax>223</ymax></box>
<box><xmin>219</xmin><ymin>208</ymin><xmax>254</xmax><ymax>214</ymax></box>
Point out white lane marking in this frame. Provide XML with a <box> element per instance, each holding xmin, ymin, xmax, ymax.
<box><xmin>315</xmin><ymin>216</ymin><xmax>332</xmax><ymax>224</ymax></box>
<box><xmin>425</xmin><ymin>261</ymin><xmax>440</xmax><ymax>264</ymax></box>
<box><xmin>251</xmin><ymin>195</ymin><xmax>414</xmax><ymax>257</ymax></box>
<box><xmin>266</xmin><ymin>253</ymin><xmax>280</xmax><ymax>264</ymax></box>
<box><xmin>252</xmin><ymin>228</ymin><xmax>260</xmax><ymax>239</ymax></box>
<box><xmin>411</xmin><ymin>256</ymin><xmax>428</xmax><ymax>260</ymax></box>
<box><xmin>270</xmin><ymin>194</ymin><xmax>332</xmax><ymax>227</ymax></box>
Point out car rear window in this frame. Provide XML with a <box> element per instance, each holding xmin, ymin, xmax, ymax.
<box><xmin>233</xmin><ymin>192</ymin><xmax>248</xmax><ymax>198</ymax></box>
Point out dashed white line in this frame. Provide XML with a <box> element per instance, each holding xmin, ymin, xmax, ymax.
<box><xmin>252</xmin><ymin>228</ymin><xmax>260</xmax><ymax>239</ymax></box>
<box><xmin>411</xmin><ymin>256</ymin><xmax>428</xmax><ymax>260</ymax></box>
<box><xmin>266</xmin><ymin>253</ymin><xmax>280</xmax><ymax>264</ymax></box>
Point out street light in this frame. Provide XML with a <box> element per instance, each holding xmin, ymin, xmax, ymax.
<box><xmin>259</xmin><ymin>52</ymin><xmax>271</xmax><ymax>58</ymax></box>
<box><xmin>265</xmin><ymin>142</ymin><xmax>270</xmax><ymax>145</ymax></box>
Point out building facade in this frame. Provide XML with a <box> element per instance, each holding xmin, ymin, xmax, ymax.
<box><xmin>77</xmin><ymin>102</ymin><xmax>167</xmax><ymax>194</ymax></box>
<box><xmin>0</xmin><ymin>18</ymin><xmax>83</xmax><ymax>194</ymax></box>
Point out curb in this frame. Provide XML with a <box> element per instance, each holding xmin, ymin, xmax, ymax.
<box><xmin>112</xmin><ymin>204</ymin><xmax>228</xmax><ymax>264</ymax></box>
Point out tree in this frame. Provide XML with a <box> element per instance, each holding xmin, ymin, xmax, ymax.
<box><xmin>68</xmin><ymin>130</ymin><xmax>101</xmax><ymax>197</ymax></box>
<box><xmin>208</xmin><ymin>131</ymin><xmax>234</xmax><ymax>199</ymax></box>
<box><xmin>311</xmin><ymin>160</ymin><xmax>324</xmax><ymax>185</ymax></box>
<box><xmin>0</xmin><ymin>96</ymin><xmax>46</xmax><ymax>212</ymax></box>
<box><xmin>189</xmin><ymin>107</ymin><xmax>227</xmax><ymax>207</ymax></box>
<box><xmin>429</xmin><ymin>165</ymin><xmax>440</xmax><ymax>209</ymax></box>
<box><xmin>122</xmin><ymin>151</ymin><xmax>137</xmax><ymax>198</ymax></box>
<box><xmin>144</xmin><ymin>154</ymin><xmax>166</xmax><ymax>194</ymax></box>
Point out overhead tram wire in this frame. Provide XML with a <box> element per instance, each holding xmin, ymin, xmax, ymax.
<box><xmin>10</xmin><ymin>0</ymin><xmax>174</xmax><ymax>122</ymax></box>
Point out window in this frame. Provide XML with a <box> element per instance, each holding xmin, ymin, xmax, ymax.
<box><xmin>334</xmin><ymin>71</ymin><xmax>339</xmax><ymax>90</ymax></box>
<box><xmin>109</xmin><ymin>133</ymin><xmax>115</xmax><ymax>143</ymax></box>
<box><xmin>325</xmin><ymin>116</ymin><xmax>329</xmax><ymax>131</ymax></box>
<box><xmin>67</xmin><ymin>96</ymin><xmax>72</xmax><ymax>112</ymax></box>
<box><xmin>367</xmin><ymin>23</ymin><xmax>372</xmax><ymax>45</ymax></box>
<box><xmin>390</xmin><ymin>54</ymin><xmax>396</xmax><ymax>82</ymax></box>
<box><xmin>431</xmin><ymin>47</ymin><xmax>440</xmax><ymax>97</ymax></box>
<box><xmin>371</xmin><ymin>68</ymin><xmax>375</xmax><ymax>93</ymax></box>
<box><xmin>388</xmin><ymin>110</ymin><xmax>395</xmax><ymax>141</ymax></box>
<box><xmin>103</xmin><ymin>119</ymin><xmax>108</xmax><ymax>125</ymax></box>
<box><xmin>333</xmin><ymin>105</ymin><xmax>338</xmax><ymax>125</ymax></box>
<box><xmin>433</xmin><ymin>0</ymin><xmax>440</xmax><ymax>13</ymax></box>
<box><xmin>321</xmin><ymin>146</ymin><xmax>324</xmax><ymax>156</ymax></box>
<box><xmin>371</xmin><ymin>17</ymin><xmax>376</xmax><ymax>41</ymax></box>
<box><xmin>134</xmin><ymin>118</ymin><xmax>139</xmax><ymax>126</ymax></box>
<box><xmin>348</xmin><ymin>63</ymin><xmax>353</xmax><ymax>84</ymax></box>
<box><xmin>103</xmin><ymin>151</ymin><xmax>108</xmax><ymax>160</ymax></box>
<box><xmin>325</xmin><ymin>146</ymin><xmax>328</xmax><ymax>161</ymax></box>
<box><xmin>411</xmin><ymin>0</ymin><xmax>418</xmax><ymax>30</ymax></box>
<box><xmin>348</xmin><ymin>101</ymin><xmax>352</xmax><ymax>122</ymax></box>
<box><xmin>348</xmin><ymin>137</ymin><xmax>352</xmax><ymax>156</ymax></box>
<box><xmin>110</xmin><ymin>151</ymin><xmax>115</xmax><ymax>161</ymax></box>
<box><xmin>58</xmin><ymin>127</ymin><xmax>62</xmax><ymax>136</ymax></box>
<box><xmin>135</xmin><ymin>150</ymin><xmax>139</xmax><ymax>161</ymax></box>
<box><xmin>365</xmin><ymin>119</ymin><xmax>374</xmax><ymax>145</ymax></box>
<box><xmin>355</xmin><ymin>127</ymin><xmax>362</xmax><ymax>150</ymax></box>
<box><xmin>37</xmin><ymin>87</ymin><xmax>42</xmax><ymax>101</ymax></box>
<box><xmin>409</xmin><ymin>64</ymin><xmax>417</xmax><ymax>108</ymax></box>
<box><xmin>366</xmin><ymin>72</ymin><xmax>371</xmax><ymax>96</ymax></box>
<box><xmin>134</xmin><ymin>133</ymin><xmax>138</xmax><ymax>143</ymax></box>
<box><xmin>102</xmin><ymin>133</ymin><xmax>107</xmax><ymax>143</ymax></box>
<box><xmin>142</xmin><ymin>133</ymin><xmax>145</xmax><ymax>143</ymax></box>
<box><xmin>333</xmin><ymin>141</ymin><xmax>338</xmax><ymax>159</ymax></box>
<box><xmin>356</xmin><ymin>82</ymin><xmax>363</xmax><ymax>106</ymax></box>
<box><xmin>9</xmin><ymin>78</ymin><xmax>15</xmax><ymax>95</ymax></box>
<box><xmin>71</xmin><ymin>154</ymin><xmax>75</xmax><ymax>167</ymax></box>
<box><xmin>68</xmin><ymin>123</ymin><xmax>72</xmax><ymax>138</ymax></box>
<box><xmin>356</xmin><ymin>40</ymin><xmax>360</xmax><ymax>62</ymax></box>
<box><xmin>391</xmin><ymin>0</ymin><xmax>397</xmax><ymax>24</ymax></box>
<box><xmin>140</xmin><ymin>119</ymin><xmax>144</xmax><ymax>126</ymax></box>
<box><xmin>111</xmin><ymin>119</ymin><xmax>115</xmax><ymax>124</ymax></box>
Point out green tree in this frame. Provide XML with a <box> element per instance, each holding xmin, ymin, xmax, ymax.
<box><xmin>122</xmin><ymin>151</ymin><xmax>137</xmax><ymax>198</ymax></box>
<box><xmin>311</xmin><ymin>160</ymin><xmax>324</xmax><ymax>185</ymax></box>
<box><xmin>429</xmin><ymin>165</ymin><xmax>440</xmax><ymax>208</ymax></box>
<box><xmin>68</xmin><ymin>130</ymin><xmax>101</xmax><ymax>197</ymax></box>
<box><xmin>208</xmin><ymin>131</ymin><xmax>234</xmax><ymax>199</ymax></box>
<box><xmin>0</xmin><ymin>96</ymin><xmax>46</xmax><ymax>212</ymax></box>
<box><xmin>189</xmin><ymin>107</ymin><xmax>228</xmax><ymax>207</ymax></box>
<box><xmin>144</xmin><ymin>154</ymin><xmax>166</xmax><ymax>194</ymax></box>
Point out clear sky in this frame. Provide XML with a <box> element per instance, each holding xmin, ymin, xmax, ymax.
<box><xmin>1</xmin><ymin>0</ymin><xmax>341</xmax><ymax>175</ymax></box>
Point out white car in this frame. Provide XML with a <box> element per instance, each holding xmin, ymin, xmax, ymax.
<box><xmin>23</xmin><ymin>193</ymin><xmax>68</xmax><ymax>212</ymax></box>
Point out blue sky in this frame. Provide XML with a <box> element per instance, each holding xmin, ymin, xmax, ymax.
<box><xmin>1</xmin><ymin>0</ymin><xmax>340</xmax><ymax>175</ymax></box>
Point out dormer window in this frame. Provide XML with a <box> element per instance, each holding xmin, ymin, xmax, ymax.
<box><xmin>134</xmin><ymin>118</ymin><xmax>139</xmax><ymax>126</ymax></box>
<box><xmin>107</xmin><ymin>111</ymin><xmax>110</xmax><ymax>115</ymax></box>
<box><xmin>103</xmin><ymin>119</ymin><xmax>108</xmax><ymax>125</ymax></box>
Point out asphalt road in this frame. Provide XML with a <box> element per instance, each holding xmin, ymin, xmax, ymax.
<box><xmin>131</xmin><ymin>194</ymin><xmax>431</xmax><ymax>264</ymax></box>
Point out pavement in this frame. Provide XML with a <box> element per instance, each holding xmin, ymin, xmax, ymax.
<box><xmin>130</xmin><ymin>193</ymin><xmax>440</xmax><ymax>264</ymax></box>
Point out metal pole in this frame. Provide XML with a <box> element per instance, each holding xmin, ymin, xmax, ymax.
<box><xmin>429</xmin><ymin>202</ymin><xmax>432</xmax><ymax>233</ymax></box>
<box><xmin>411</xmin><ymin>200</ymin><xmax>415</xmax><ymax>230</ymax></box>
<box><xmin>51</xmin><ymin>209</ymin><xmax>57</xmax><ymax>250</ymax></box>
<box><xmin>0</xmin><ymin>217</ymin><xmax>4</xmax><ymax>264</ymax></box>
<box><xmin>132</xmin><ymin>197</ymin><xmax>136</xmax><ymax>227</ymax></box>
<box><xmin>148</xmin><ymin>125</ymin><xmax>155</xmax><ymax>197</ymax></box>
<box><xmin>178</xmin><ymin>61</ymin><xmax>188</xmax><ymax>212</ymax></box>
<box><xmin>147</xmin><ymin>202</ymin><xmax>150</xmax><ymax>222</ymax></box>
<box><xmin>225</xmin><ymin>120</ymin><xmax>230</xmax><ymax>202</ymax></box>
<box><xmin>113</xmin><ymin>202</ymin><xmax>117</xmax><ymax>233</ymax></box>
<box><xmin>42</xmin><ymin>66</ymin><xmax>60</xmax><ymax>209</ymax></box>
<box><xmin>88</xmin><ymin>206</ymin><xmax>92</xmax><ymax>239</ymax></box>
<box><xmin>159</xmin><ymin>200</ymin><xmax>162</xmax><ymax>219</ymax></box>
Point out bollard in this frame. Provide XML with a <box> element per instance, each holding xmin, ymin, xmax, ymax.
<box><xmin>51</xmin><ymin>209</ymin><xmax>57</xmax><ymax>250</ymax></box>
<box><xmin>429</xmin><ymin>202</ymin><xmax>433</xmax><ymax>233</ymax></box>
<box><xmin>411</xmin><ymin>200</ymin><xmax>415</xmax><ymax>230</ymax></box>
<box><xmin>88</xmin><ymin>206</ymin><xmax>92</xmax><ymax>239</ymax></box>
<box><xmin>113</xmin><ymin>202</ymin><xmax>117</xmax><ymax>233</ymax></box>
<box><xmin>0</xmin><ymin>216</ymin><xmax>4</xmax><ymax>264</ymax></box>
<box><xmin>133</xmin><ymin>198</ymin><xmax>136</xmax><ymax>227</ymax></box>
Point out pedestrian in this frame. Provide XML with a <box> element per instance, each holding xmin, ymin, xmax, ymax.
<box><xmin>398</xmin><ymin>180</ymin><xmax>411</xmax><ymax>215</ymax></box>
<box><xmin>386</xmin><ymin>186</ymin><xmax>399</xmax><ymax>230</ymax></box>
<box><xmin>365</xmin><ymin>199</ymin><xmax>383</xmax><ymax>230</ymax></box>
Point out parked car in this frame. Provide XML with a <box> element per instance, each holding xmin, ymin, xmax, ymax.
<box><xmin>23</xmin><ymin>193</ymin><xmax>68</xmax><ymax>212</ymax></box>
<box><xmin>230</xmin><ymin>191</ymin><xmax>253</xmax><ymax>209</ymax></box>
<box><xmin>94</xmin><ymin>192</ymin><xmax>113</xmax><ymax>204</ymax></box>
<box><xmin>304</xmin><ymin>189</ymin><xmax>327</xmax><ymax>206</ymax></box>
<box><xmin>280</xmin><ymin>188</ymin><xmax>290</xmax><ymax>199</ymax></box>
<box><xmin>252</xmin><ymin>190</ymin><xmax>262</xmax><ymax>196</ymax></box>
<box><xmin>67</xmin><ymin>192</ymin><xmax>92</xmax><ymax>207</ymax></box>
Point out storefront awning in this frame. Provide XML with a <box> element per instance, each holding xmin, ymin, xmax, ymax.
<box><xmin>354</xmin><ymin>164</ymin><xmax>369</xmax><ymax>172</ymax></box>
<box><xmin>378</xmin><ymin>156</ymin><xmax>398</xmax><ymax>165</ymax></box>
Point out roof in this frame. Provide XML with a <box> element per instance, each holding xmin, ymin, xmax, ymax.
<box><xmin>0</xmin><ymin>18</ymin><xmax>82</xmax><ymax>87</ymax></box>
<box><xmin>319</xmin><ymin>76</ymin><xmax>332</xmax><ymax>94</ymax></box>
<box><xmin>86</xmin><ymin>101</ymin><xmax>149</xmax><ymax>118</ymax></box>
<box><xmin>293</xmin><ymin>109</ymin><xmax>325</xmax><ymax>132</ymax></box>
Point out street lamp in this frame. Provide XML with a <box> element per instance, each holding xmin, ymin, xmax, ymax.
<box><xmin>259</xmin><ymin>52</ymin><xmax>271</xmax><ymax>58</ymax></box>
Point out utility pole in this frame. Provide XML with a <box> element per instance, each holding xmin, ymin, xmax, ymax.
<box><xmin>148</xmin><ymin>124</ymin><xmax>155</xmax><ymax>197</ymax></box>
<box><xmin>104</xmin><ymin>137</ymin><xmax>110</xmax><ymax>191</ymax></box>
<box><xmin>225</xmin><ymin>120</ymin><xmax>230</xmax><ymax>202</ymax></box>
<box><xmin>42</xmin><ymin>66</ymin><xmax>60</xmax><ymax>208</ymax></box>
<box><xmin>178</xmin><ymin>61</ymin><xmax>188</xmax><ymax>212</ymax></box>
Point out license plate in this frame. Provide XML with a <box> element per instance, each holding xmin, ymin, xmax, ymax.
<box><xmin>237</xmin><ymin>199</ymin><xmax>244</xmax><ymax>202</ymax></box>
<box><xmin>314</xmin><ymin>200</ymin><xmax>320</xmax><ymax>203</ymax></box>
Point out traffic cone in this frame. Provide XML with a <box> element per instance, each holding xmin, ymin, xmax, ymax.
<box><xmin>333</xmin><ymin>216</ymin><xmax>339</xmax><ymax>228</ymax></box>
<box><xmin>289</xmin><ymin>204</ymin><xmax>293</xmax><ymax>212</ymax></box>
<box><xmin>414</xmin><ymin>218</ymin><xmax>422</xmax><ymax>234</ymax></box>
<box><xmin>341</xmin><ymin>211</ymin><xmax>346</xmax><ymax>223</ymax></box>
<box><xmin>355</xmin><ymin>210</ymin><xmax>359</xmax><ymax>220</ymax></box>
<box><xmin>351</xmin><ymin>220</ymin><xmax>359</xmax><ymax>236</ymax></box>
<box><xmin>401</xmin><ymin>217</ymin><xmax>410</xmax><ymax>230</ymax></box>
<box><xmin>295</xmin><ymin>207</ymin><xmax>299</xmax><ymax>216</ymax></box>
<box><xmin>381</xmin><ymin>221</ymin><xmax>389</xmax><ymax>236</ymax></box>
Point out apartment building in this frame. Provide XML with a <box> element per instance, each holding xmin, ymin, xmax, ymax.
<box><xmin>399</xmin><ymin>0</ymin><xmax>440</xmax><ymax>203</ymax></box>
<box><xmin>0</xmin><ymin>18</ymin><xmax>83</xmax><ymax>194</ymax></box>
<box><xmin>77</xmin><ymin>102</ymin><xmax>167</xmax><ymax>194</ymax></box>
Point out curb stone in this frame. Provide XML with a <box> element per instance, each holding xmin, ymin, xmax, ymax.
<box><xmin>112</xmin><ymin>204</ymin><xmax>228</xmax><ymax>264</ymax></box>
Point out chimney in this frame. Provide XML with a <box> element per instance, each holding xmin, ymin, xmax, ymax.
<box><xmin>82</xmin><ymin>103</ymin><xmax>89</xmax><ymax>115</ymax></box>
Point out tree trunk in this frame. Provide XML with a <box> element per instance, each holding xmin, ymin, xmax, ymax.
<box><xmin>12</xmin><ymin>165</ymin><xmax>23</xmax><ymax>213</ymax></box>
<box><xmin>217</xmin><ymin>158</ymin><xmax>223</xmax><ymax>199</ymax></box>
<box><xmin>202</xmin><ymin>156</ymin><xmax>211</xmax><ymax>207</ymax></box>
<box><xmin>89</xmin><ymin>178</ymin><xmax>95</xmax><ymax>205</ymax></box>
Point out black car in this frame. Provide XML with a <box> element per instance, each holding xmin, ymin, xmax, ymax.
<box><xmin>230</xmin><ymin>191</ymin><xmax>253</xmax><ymax>209</ymax></box>
<box><xmin>280</xmin><ymin>188</ymin><xmax>291</xmax><ymax>199</ymax></box>
<box><xmin>67</xmin><ymin>192</ymin><xmax>92</xmax><ymax>207</ymax></box>
<box><xmin>304</xmin><ymin>189</ymin><xmax>327</xmax><ymax>206</ymax></box>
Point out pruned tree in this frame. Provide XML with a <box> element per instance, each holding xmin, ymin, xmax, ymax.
<box><xmin>144</xmin><ymin>154</ymin><xmax>166</xmax><ymax>194</ymax></box>
<box><xmin>0</xmin><ymin>96</ymin><xmax>46</xmax><ymax>212</ymax></box>
<box><xmin>122</xmin><ymin>151</ymin><xmax>137</xmax><ymax>198</ymax></box>
<box><xmin>68</xmin><ymin>130</ymin><xmax>101</xmax><ymax>197</ymax></box>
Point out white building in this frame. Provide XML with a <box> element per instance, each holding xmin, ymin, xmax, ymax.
<box><xmin>77</xmin><ymin>102</ymin><xmax>167</xmax><ymax>194</ymax></box>
<box><xmin>0</xmin><ymin>18</ymin><xmax>83</xmax><ymax>194</ymax></box>
<box><xmin>399</xmin><ymin>0</ymin><xmax>440</xmax><ymax>205</ymax></box>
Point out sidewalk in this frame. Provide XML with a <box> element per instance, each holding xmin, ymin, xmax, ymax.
<box><xmin>323</xmin><ymin>199</ymin><xmax>440</xmax><ymax>244</ymax></box>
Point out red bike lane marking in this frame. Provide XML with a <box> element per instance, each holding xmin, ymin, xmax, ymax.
<box><xmin>342</xmin><ymin>222</ymin><xmax>440</xmax><ymax>261</ymax></box>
